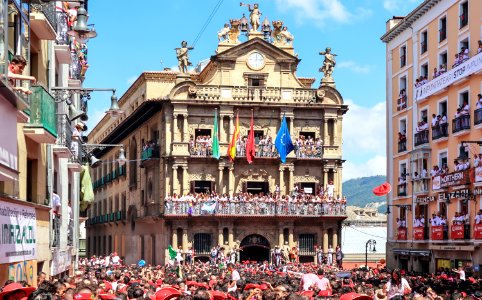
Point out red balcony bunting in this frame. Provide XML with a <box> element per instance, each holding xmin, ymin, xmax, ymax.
<box><xmin>450</xmin><ymin>225</ymin><xmax>464</xmax><ymax>240</ymax></box>
<box><xmin>413</xmin><ymin>227</ymin><xmax>425</xmax><ymax>240</ymax></box>
<box><xmin>474</xmin><ymin>224</ymin><xmax>482</xmax><ymax>239</ymax></box>
<box><xmin>397</xmin><ymin>227</ymin><xmax>407</xmax><ymax>240</ymax></box>
<box><xmin>431</xmin><ymin>226</ymin><xmax>444</xmax><ymax>240</ymax></box>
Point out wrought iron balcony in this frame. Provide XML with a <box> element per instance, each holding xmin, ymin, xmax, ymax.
<box><xmin>414</xmin><ymin>129</ymin><xmax>429</xmax><ymax>147</ymax></box>
<box><xmin>452</xmin><ymin>115</ymin><xmax>470</xmax><ymax>133</ymax></box>
<box><xmin>24</xmin><ymin>86</ymin><xmax>57</xmax><ymax>143</ymax></box>
<box><xmin>397</xmin><ymin>183</ymin><xmax>407</xmax><ymax>196</ymax></box>
<box><xmin>431</xmin><ymin>124</ymin><xmax>448</xmax><ymax>140</ymax></box>
<box><xmin>141</xmin><ymin>146</ymin><xmax>160</xmax><ymax>161</ymax></box>
<box><xmin>235</xmin><ymin>143</ymin><xmax>279</xmax><ymax>159</ymax></box>
<box><xmin>30</xmin><ymin>0</ymin><xmax>57</xmax><ymax>40</ymax></box>
<box><xmin>55</xmin><ymin>10</ymin><xmax>69</xmax><ymax>45</ymax></box>
<box><xmin>412</xmin><ymin>177</ymin><xmax>430</xmax><ymax>194</ymax></box>
<box><xmin>398</xmin><ymin>140</ymin><xmax>406</xmax><ymax>153</ymax></box>
<box><xmin>56</xmin><ymin>114</ymin><xmax>72</xmax><ymax>149</ymax></box>
<box><xmin>164</xmin><ymin>201</ymin><xmax>346</xmax><ymax>217</ymax></box>
<box><xmin>294</xmin><ymin>145</ymin><xmax>322</xmax><ymax>159</ymax></box>
<box><xmin>474</xmin><ymin>108</ymin><xmax>482</xmax><ymax>126</ymax></box>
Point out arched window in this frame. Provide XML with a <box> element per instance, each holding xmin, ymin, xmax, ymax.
<box><xmin>129</xmin><ymin>138</ymin><xmax>137</xmax><ymax>187</ymax></box>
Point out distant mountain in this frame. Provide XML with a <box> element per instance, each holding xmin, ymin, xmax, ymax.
<box><xmin>342</xmin><ymin>175</ymin><xmax>387</xmax><ymax>212</ymax></box>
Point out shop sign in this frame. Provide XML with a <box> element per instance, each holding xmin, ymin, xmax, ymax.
<box><xmin>451</xmin><ymin>225</ymin><xmax>464</xmax><ymax>240</ymax></box>
<box><xmin>476</xmin><ymin>166</ymin><xmax>482</xmax><ymax>182</ymax></box>
<box><xmin>397</xmin><ymin>227</ymin><xmax>407</xmax><ymax>240</ymax></box>
<box><xmin>474</xmin><ymin>224</ymin><xmax>482</xmax><ymax>239</ymax></box>
<box><xmin>0</xmin><ymin>201</ymin><xmax>36</xmax><ymax>263</ymax></box>
<box><xmin>413</xmin><ymin>227</ymin><xmax>425</xmax><ymax>240</ymax></box>
<box><xmin>432</xmin><ymin>170</ymin><xmax>472</xmax><ymax>190</ymax></box>
<box><xmin>474</xmin><ymin>187</ymin><xmax>482</xmax><ymax>196</ymax></box>
<box><xmin>430</xmin><ymin>245</ymin><xmax>475</xmax><ymax>251</ymax></box>
<box><xmin>431</xmin><ymin>226</ymin><xmax>444</xmax><ymax>240</ymax></box>
<box><xmin>438</xmin><ymin>189</ymin><xmax>472</xmax><ymax>201</ymax></box>
<box><xmin>415</xmin><ymin>196</ymin><xmax>435</xmax><ymax>204</ymax></box>
<box><xmin>8</xmin><ymin>260</ymin><xmax>37</xmax><ymax>287</ymax></box>
<box><xmin>51</xmin><ymin>249</ymin><xmax>72</xmax><ymax>276</ymax></box>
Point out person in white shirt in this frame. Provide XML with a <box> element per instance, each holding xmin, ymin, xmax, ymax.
<box><xmin>475</xmin><ymin>210</ymin><xmax>482</xmax><ymax>224</ymax></box>
<box><xmin>413</xmin><ymin>218</ymin><xmax>420</xmax><ymax>228</ymax></box>
<box><xmin>431</xmin><ymin>114</ymin><xmax>438</xmax><ymax>127</ymax></box>
<box><xmin>227</xmin><ymin>263</ymin><xmax>240</xmax><ymax>293</ymax></box>
<box><xmin>421</xmin><ymin>168</ymin><xmax>428</xmax><ymax>178</ymax></box>
<box><xmin>420</xmin><ymin>216</ymin><xmax>425</xmax><ymax>227</ymax></box>
<box><xmin>453</xmin><ymin>266</ymin><xmax>466</xmax><ymax>281</ymax></box>
<box><xmin>476</xmin><ymin>94</ymin><xmax>482</xmax><ymax>109</ymax></box>
<box><xmin>326</xmin><ymin>181</ymin><xmax>335</xmax><ymax>199</ymax></box>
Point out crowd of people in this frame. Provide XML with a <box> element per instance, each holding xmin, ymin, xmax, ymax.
<box><xmin>396</xmin><ymin>210</ymin><xmax>482</xmax><ymax>229</ymax></box>
<box><xmin>2</xmin><ymin>254</ymin><xmax>481</xmax><ymax>300</ymax></box>
<box><xmin>164</xmin><ymin>191</ymin><xmax>347</xmax><ymax>217</ymax></box>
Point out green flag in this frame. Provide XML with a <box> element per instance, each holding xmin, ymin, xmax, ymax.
<box><xmin>212</xmin><ymin>109</ymin><xmax>220</xmax><ymax>159</ymax></box>
<box><xmin>168</xmin><ymin>245</ymin><xmax>177</xmax><ymax>260</ymax></box>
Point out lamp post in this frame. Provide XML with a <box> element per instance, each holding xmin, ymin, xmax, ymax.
<box><xmin>82</xmin><ymin>143</ymin><xmax>126</xmax><ymax>167</ymax></box>
<box><xmin>365</xmin><ymin>239</ymin><xmax>376</xmax><ymax>269</ymax></box>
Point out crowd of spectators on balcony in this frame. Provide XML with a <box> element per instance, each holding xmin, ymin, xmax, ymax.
<box><xmin>453</xmin><ymin>159</ymin><xmax>470</xmax><ymax>171</ymax></box>
<box><xmin>429</xmin><ymin>164</ymin><xmax>450</xmax><ymax>177</ymax></box>
<box><xmin>429</xmin><ymin>212</ymin><xmax>447</xmax><ymax>226</ymax></box>
<box><xmin>236</xmin><ymin>135</ymin><xmax>277</xmax><ymax>158</ymax></box>
<box><xmin>415</xmin><ymin>120</ymin><xmax>428</xmax><ymax>132</ymax></box>
<box><xmin>431</xmin><ymin>113</ymin><xmax>448</xmax><ymax>135</ymax></box>
<box><xmin>396</xmin><ymin>217</ymin><xmax>407</xmax><ymax>228</ymax></box>
<box><xmin>143</xmin><ymin>140</ymin><xmax>159</xmax><ymax>151</ymax></box>
<box><xmin>293</xmin><ymin>135</ymin><xmax>323</xmax><ymax>158</ymax></box>
<box><xmin>452</xmin><ymin>47</ymin><xmax>470</xmax><ymax>68</ymax></box>
<box><xmin>451</xmin><ymin>212</ymin><xmax>469</xmax><ymax>225</ymax></box>
<box><xmin>413</xmin><ymin>215</ymin><xmax>425</xmax><ymax>227</ymax></box>
<box><xmin>189</xmin><ymin>135</ymin><xmax>213</xmax><ymax>156</ymax></box>
<box><xmin>414</xmin><ymin>76</ymin><xmax>429</xmax><ymax>88</ymax></box>
<box><xmin>164</xmin><ymin>189</ymin><xmax>347</xmax><ymax>216</ymax></box>
<box><xmin>432</xmin><ymin>65</ymin><xmax>447</xmax><ymax>79</ymax></box>
<box><xmin>476</xmin><ymin>210</ymin><xmax>482</xmax><ymax>224</ymax></box>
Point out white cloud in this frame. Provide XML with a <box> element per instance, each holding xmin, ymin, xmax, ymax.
<box><xmin>337</xmin><ymin>61</ymin><xmax>371</xmax><ymax>74</ymax></box>
<box><xmin>343</xmin><ymin>100</ymin><xmax>386</xmax><ymax>155</ymax></box>
<box><xmin>343</xmin><ymin>155</ymin><xmax>386</xmax><ymax>182</ymax></box>
<box><xmin>273</xmin><ymin>0</ymin><xmax>371</xmax><ymax>26</ymax></box>
<box><xmin>342</xmin><ymin>100</ymin><xmax>386</xmax><ymax>181</ymax></box>
<box><xmin>383</xmin><ymin>0</ymin><xmax>420</xmax><ymax>14</ymax></box>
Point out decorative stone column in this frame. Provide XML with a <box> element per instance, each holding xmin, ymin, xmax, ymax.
<box><xmin>183</xmin><ymin>114</ymin><xmax>189</xmax><ymax>142</ymax></box>
<box><xmin>333</xmin><ymin>230</ymin><xmax>338</xmax><ymax>248</ymax></box>
<box><xmin>333</xmin><ymin>118</ymin><xmax>338</xmax><ymax>145</ymax></box>
<box><xmin>278</xmin><ymin>227</ymin><xmax>284</xmax><ymax>247</ymax></box>
<box><xmin>182</xmin><ymin>166</ymin><xmax>189</xmax><ymax>196</ymax></box>
<box><xmin>218</xmin><ymin>227</ymin><xmax>224</xmax><ymax>246</ymax></box>
<box><xmin>279</xmin><ymin>167</ymin><xmax>284</xmax><ymax>195</ymax></box>
<box><xmin>172</xmin><ymin>166</ymin><xmax>178</xmax><ymax>195</ymax></box>
<box><xmin>228</xmin><ymin>225</ymin><xmax>234</xmax><ymax>247</ymax></box>
<box><xmin>323</xmin><ymin>119</ymin><xmax>328</xmax><ymax>144</ymax></box>
<box><xmin>172</xmin><ymin>229</ymin><xmax>178</xmax><ymax>249</ymax></box>
<box><xmin>218</xmin><ymin>167</ymin><xmax>224</xmax><ymax>194</ymax></box>
<box><xmin>288</xmin><ymin>226</ymin><xmax>294</xmax><ymax>247</ymax></box>
<box><xmin>173</xmin><ymin>114</ymin><xmax>178</xmax><ymax>142</ymax></box>
<box><xmin>219</xmin><ymin>115</ymin><xmax>225</xmax><ymax>143</ymax></box>
<box><xmin>288</xmin><ymin>167</ymin><xmax>294</xmax><ymax>193</ymax></box>
<box><xmin>229</xmin><ymin>115</ymin><xmax>234</xmax><ymax>138</ymax></box>
<box><xmin>323</xmin><ymin>168</ymin><xmax>328</xmax><ymax>188</ymax></box>
<box><xmin>182</xmin><ymin>227</ymin><xmax>188</xmax><ymax>251</ymax></box>
<box><xmin>323</xmin><ymin>229</ymin><xmax>328</xmax><ymax>254</ymax></box>
<box><xmin>289</xmin><ymin>117</ymin><xmax>293</xmax><ymax>135</ymax></box>
<box><xmin>228</xmin><ymin>167</ymin><xmax>235</xmax><ymax>194</ymax></box>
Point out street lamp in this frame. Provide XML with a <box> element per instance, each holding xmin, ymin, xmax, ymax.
<box><xmin>385</xmin><ymin>204</ymin><xmax>412</xmax><ymax>215</ymax></box>
<box><xmin>67</xmin><ymin>5</ymin><xmax>97</xmax><ymax>43</ymax></box>
<box><xmin>365</xmin><ymin>239</ymin><xmax>376</xmax><ymax>269</ymax></box>
<box><xmin>82</xmin><ymin>144</ymin><xmax>126</xmax><ymax>168</ymax></box>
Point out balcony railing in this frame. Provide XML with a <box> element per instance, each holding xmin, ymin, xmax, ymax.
<box><xmin>70</xmin><ymin>52</ymin><xmax>82</xmax><ymax>80</ymax></box>
<box><xmin>452</xmin><ymin>115</ymin><xmax>470</xmax><ymax>133</ymax></box>
<box><xmin>164</xmin><ymin>201</ymin><xmax>346</xmax><ymax>217</ymax></box>
<box><xmin>431</xmin><ymin>225</ymin><xmax>448</xmax><ymax>240</ymax></box>
<box><xmin>397</xmin><ymin>95</ymin><xmax>407</xmax><ymax>111</ymax></box>
<box><xmin>31</xmin><ymin>0</ymin><xmax>57</xmax><ymax>32</ymax></box>
<box><xmin>397</xmin><ymin>183</ymin><xmax>407</xmax><ymax>196</ymax></box>
<box><xmin>190</xmin><ymin>143</ymin><xmax>213</xmax><ymax>157</ymax></box>
<box><xmin>431</xmin><ymin>124</ymin><xmax>448</xmax><ymax>140</ymax></box>
<box><xmin>294</xmin><ymin>145</ymin><xmax>322</xmax><ymax>159</ymax></box>
<box><xmin>414</xmin><ymin>129</ymin><xmax>429</xmax><ymax>146</ymax></box>
<box><xmin>56</xmin><ymin>10</ymin><xmax>69</xmax><ymax>45</ymax></box>
<box><xmin>26</xmin><ymin>85</ymin><xmax>57</xmax><ymax>136</ymax></box>
<box><xmin>396</xmin><ymin>227</ymin><xmax>407</xmax><ymax>240</ymax></box>
<box><xmin>412</xmin><ymin>177</ymin><xmax>430</xmax><ymax>194</ymax></box>
<box><xmin>450</xmin><ymin>224</ymin><xmax>470</xmax><ymax>240</ymax></box>
<box><xmin>141</xmin><ymin>146</ymin><xmax>160</xmax><ymax>161</ymax></box>
<box><xmin>398</xmin><ymin>140</ymin><xmax>406</xmax><ymax>153</ymax></box>
<box><xmin>474</xmin><ymin>108</ymin><xmax>482</xmax><ymax>126</ymax></box>
<box><xmin>56</xmin><ymin>114</ymin><xmax>72</xmax><ymax>149</ymax></box>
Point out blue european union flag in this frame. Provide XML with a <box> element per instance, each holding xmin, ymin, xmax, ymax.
<box><xmin>275</xmin><ymin>116</ymin><xmax>294</xmax><ymax>163</ymax></box>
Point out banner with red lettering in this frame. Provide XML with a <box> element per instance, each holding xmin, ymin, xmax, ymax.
<box><xmin>413</xmin><ymin>227</ymin><xmax>425</xmax><ymax>240</ymax></box>
<box><xmin>431</xmin><ymin>226</ymin><xmax>444</xmax><ymax>240</ymax></box>
<box><xmin>397</xmin><ymin>227</ymin><xmax>407</xmax><ymax>240</ymax></box>
<box><xmin>451</xmin><ymin>225</ymin><xmax>464</xmax><ymax>240</ymax></box>
<box><xmin>474</xmin><ymin>224</ymin><xmax>482</xmax><ymax>239</ymax></box>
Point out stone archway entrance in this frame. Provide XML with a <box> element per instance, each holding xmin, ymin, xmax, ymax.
<box><xmin>240</xmin><ymin>234</ymin><xmax>270</xmax><ymax>263</ymax></box>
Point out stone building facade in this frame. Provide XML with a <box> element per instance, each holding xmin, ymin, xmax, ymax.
<box><xmin>86</xmin><ymin>19</ymin><xmax>348</xmax><ymax>264</ymax></box>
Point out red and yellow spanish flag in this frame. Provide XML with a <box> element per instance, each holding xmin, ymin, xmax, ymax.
<box><xmin>227</xmin><ymin>112</ymin><xmax>239</xmax><ymax>161</ymax></box>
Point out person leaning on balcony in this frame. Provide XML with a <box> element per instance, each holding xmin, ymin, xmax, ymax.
<box><xmin>475</xmin><ymin>210</ymin><xmax>482</xmax><ymax>224</ymax></box>
<box><xmin>431</xmin><ymin>114</ymin><xmax>439</xmax><ymax>127</ymax></box>
<box><xmin>433</xmin><ymin>67</ymin><xmax>439</xmax><ymax>79</ymax></box>
<box><xmin>460</xmin><ymin>47</ymin><xmax>469</xmax><ymax>62</ymax></box>
<box><xmin>7</xmin><ymin>55</ymin><xmax>36</xmax><ymax>95</ymax></box>
<box><xmin>476</xmin><ymin>94</ymin><xmax>482</xmax><ymax>109</ymax></box>
<box><xmin>453</xmin><ymin>53</ymin><xmax>461</xmax><ymax>68</ymax></box>
<box><xmin>461</xmin><ymin>101</ymin><xmax>470</xmax><ymax>115</ymax></box>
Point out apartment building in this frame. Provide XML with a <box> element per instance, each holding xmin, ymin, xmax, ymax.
<box><xmin>382</xmin><ymin>0</ymin><xmax>482</xmax><ymax>273</ymax></box>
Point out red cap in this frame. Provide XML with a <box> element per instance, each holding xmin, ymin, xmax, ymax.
<box><xmin>210</xmin><ymin>291</ymin><xmax>227</xmax><ymax>300</ymax></box>
<box><xmin>74</xmin><ymin>293</ymin><xmax>94</xmax><ymax>300</ymax></box>
<box><xmin>0</xmin><ymin>283</ymin><xmax>36</xmax><ymax>300</ymax></box>
<box><xmin>197</xmin><ymin>283</ymin><xmax>209</xmax><ymax>290</ymax></box>
<box><xmin>372</xmin><ymin>183</ymin><xmax>392</xmax><ymax>196</ymax></box>
<box><xmin>98</xmin><ymin>294</ymin><xmax>116</xmax><ymax>300</ymax></box>
<box><xmin>244</xmin><ymin>284</ymin><xmax>259</xmax><ymax>290</ymax></box>
<box><xmin>156</xmin><ymin>279</ymin><xmax>164</xmax><ymax>287</ymax></box>
<box><xmin>150</xmin><ymin>287</ymin><xmax>182</xmax><ymax>300</ymax></box>
<box><xmin>103</xmin><ymin>281</ymin><xmax>113</xmax><ymax>292</ymax></box>
<box><xmin>339</xmin><ymin>293</ymin><xmax>372</xmax><ymax>300</ymax></box>
<box><xmin>259</xmin><ymin>284</ymin><xmax>269</xmax><ymax>291</ymax></box>
<box><xmin>318</xmin><ymin>290</ymin><xmax>332</xmax><ymax>297</ymax></box>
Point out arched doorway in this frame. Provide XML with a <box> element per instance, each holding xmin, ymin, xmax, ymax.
<box><xmin>240</xmin><ymin>234</ymin><xmax>270</xmax><ymax>263</ymax></box>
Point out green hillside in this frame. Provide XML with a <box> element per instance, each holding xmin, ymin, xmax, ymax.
<box><xmin>342</xmin><ymin>175</ymin><xmax>387</xmax><ymax>211</ymax></box>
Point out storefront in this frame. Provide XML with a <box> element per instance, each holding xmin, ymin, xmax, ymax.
<box><xmin>0</xmin><ymin>200</ymin><xmax>37</xmax><ymax>285</ymax></box>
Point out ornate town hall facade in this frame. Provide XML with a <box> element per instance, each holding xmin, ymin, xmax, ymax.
<box><xmin>86</xmin><ymin>12</ymin><xmax>348</xmax><ymax>264</ymax></box>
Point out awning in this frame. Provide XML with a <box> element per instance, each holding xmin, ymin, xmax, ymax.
<box><xmin>393</xmin><ymin>249</ymin><xmax>431</xmax><ymax>257</ymax></box>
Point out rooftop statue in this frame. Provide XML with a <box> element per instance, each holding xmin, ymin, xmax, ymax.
<box><xmin>319</xmin><ymin>47</ymin><xmax>337</xmax><ymax>82</ymax></box>
<box><xmin>218</xmin><ymin>23</ymin><xmax>230</xmax><ymax>42</ymax></box>
<box><xmin>240</xmin><ymin>2</ymin><xmax>262</xmax><ymax>32</ymax></box>
<box><xmin>175</xmin><ymin>41</ymin><xmax>194</xmax><ymax>74</ymax></box>
<box><xmin>272</xmin><ymin>20</ymin><xmax>293</xmax><ymax>46</ymax></box>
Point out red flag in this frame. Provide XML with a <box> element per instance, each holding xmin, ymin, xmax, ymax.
<box><xmin>246</xmin><ymin>110</ymin><xmax>255</xmax><ymax>164</ymax></box>
<box><xmin>227</xmin><ymin>112</ymin><xmax>239</xmax><ymax>161</ymax></box>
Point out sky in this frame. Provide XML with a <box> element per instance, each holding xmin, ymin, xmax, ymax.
<box><xmin>83</xmin><ymin>0</ymin><xmax>422</xmax><ymax>182</ymax></box>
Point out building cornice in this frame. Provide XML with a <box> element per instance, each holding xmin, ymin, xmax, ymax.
<box><xmin>380</xmin><ymin>0</ymin><xmax>441</xmax><ymax>43</ymax></box>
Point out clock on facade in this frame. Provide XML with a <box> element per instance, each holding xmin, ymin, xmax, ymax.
<box><xmin>247</xmin><ymin>51</ymin><xmax>265</xmax><ymax>70</ymax></box>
